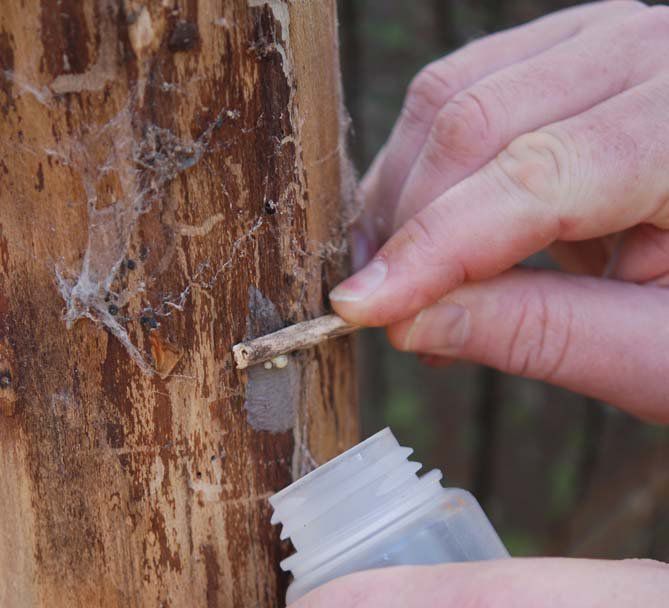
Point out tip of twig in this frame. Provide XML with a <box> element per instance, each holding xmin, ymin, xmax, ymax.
<box><xmin>232</xmin><ymin>314</ymin><xmax>359</xmax><ymax>370</ymax></box>
<box><xmin>232</xmin><ymin>343</ymin><xmax>252</xmax><ymax>370</ymax></box>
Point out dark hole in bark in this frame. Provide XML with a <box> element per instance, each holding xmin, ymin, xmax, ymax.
<box><xmin>168</xmin><ymin>21</ymin><xmax>199</xmax><ymax>53</ymax></box>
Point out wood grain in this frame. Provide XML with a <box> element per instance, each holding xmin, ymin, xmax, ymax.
<box><xmin>0</xmin><ymin>1</ymin><xmax>358</xmax><ymax>606</ymax></box>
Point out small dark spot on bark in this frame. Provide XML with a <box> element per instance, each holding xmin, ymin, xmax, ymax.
<box><xmin>35</xmin><ymin>163</ymin><xmax>45</xmax><ymax>191</ymax></box>
<box><xmin>195</xmin><ymin>471</ymin><xmax>202</xmax><ymax>479</ymax></box>
<box><xmin>139</xmin><ymin>244</ymin><xmax>149</xmax><ymax>260</ymax></box>
<box><xmin>126</xmin><ymin>258</ymin><xmax>136</xmax><ymax>270</ymax></box>
<box><xmin>108</xmin><ymin>304</ymin><xmax>119</xmax><ymax>315</ymax></box>
<box><xmin>0</xmin><ymin>370</ymin><xmax>11</xmax><ymax>388</ymax></box>
<box><xmin>140</xmin><ymin>314</ymin><xmax>158</xmax><ymax>329</ymax></box>
<box><xmin>264</xmin><ymin>199</ymin><xmax>277</xmax><ymax>215</ymax></box>
<box><xmin>168</xmin><ymin>21</ymin><xmax>199</xmax><ymax>53</ymax></box>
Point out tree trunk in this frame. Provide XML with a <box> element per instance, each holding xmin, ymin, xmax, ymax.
<box><xmin>0</xmin><ymin>1</ymin><xmax>357</xmax><ymax>606</ymax></box>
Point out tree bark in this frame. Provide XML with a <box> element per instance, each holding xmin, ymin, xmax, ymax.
<box><xmin>0</xmin><ymin>1</ymin><xmax>357</xmax><ymax>606</ymax></box>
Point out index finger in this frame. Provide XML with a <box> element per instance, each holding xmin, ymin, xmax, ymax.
<box><xmin>331</xmin><ymin>76</ymin><xmax>669</xmax><ymax>325</ymax></box>
<box><xmin>360</xmin><ymin>0</ymin><xmax>646</xmax><ymax>247</ymax></box>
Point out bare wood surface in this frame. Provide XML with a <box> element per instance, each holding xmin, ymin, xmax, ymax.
<box><xmin>233</xmin><ymin>315</ymin><xmax>358</xmax><ymax>369</ymax></box>
<box><xmin>0</xmin><ymin>1</ymin><xmax>358</xmax><ymax>607</ymax></box>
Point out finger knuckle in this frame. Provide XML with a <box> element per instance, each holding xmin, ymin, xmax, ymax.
<box><xmin>403</xmin><ymin>62</ymin><xmax>461</xmax><ymax>128</ymax></box>
<box><xmin>425</xmin><ymin>88</ymin><xmax>500</xmax><ymax>168</ymax></box>
<box><xmin>506</xmin><ymin>283</ymin><xmax>572</xmax><ymax>381</ymax></box>
<box><xmin>495</xmin><ymin>129</ymin><xmax>571</xmax><ymax>208</ymax></box>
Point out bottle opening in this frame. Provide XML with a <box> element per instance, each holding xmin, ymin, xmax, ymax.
<box><xmin>270</xmin><ymin>428</ymin><xmax>443</xmax><ymax>576</ymax></box>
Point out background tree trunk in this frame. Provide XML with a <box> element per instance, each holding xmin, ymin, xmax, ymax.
<box><xmin>0</xmin><ymin>1</ymin><xmax>357</xmax><ymax>606</ymax></box>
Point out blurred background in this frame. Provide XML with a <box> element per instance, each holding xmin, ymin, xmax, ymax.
<box><xmin>337</xmin><ymin>0</ymin><xmax>669</xmax><ymax>560</ymax></box>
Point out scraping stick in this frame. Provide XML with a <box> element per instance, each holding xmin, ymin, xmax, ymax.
<box><xmin>232</xmin><ymin>314</ymin><xmax>359</xmax><ymax>369</ymax></box>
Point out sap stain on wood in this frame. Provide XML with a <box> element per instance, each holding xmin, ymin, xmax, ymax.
<box><xmin>0</xmin><ymin>339</ymin><xmax>17</xmax><ymax>417</ymax></box>
<box><xmin>39</xmin><ymin>0</ymin><xmax>91</xmax><ymax>78</ymax></box>
<box><xmin>200</xmin><ymin>543</ymin><xmax>221</xmax><ymax>608</ymax></box>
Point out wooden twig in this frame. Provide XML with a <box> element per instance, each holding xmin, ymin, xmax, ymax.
<box><xmin>232</xmin><ymin>314</ymin><xmax>359</xmax><ymax>369</ymax></box>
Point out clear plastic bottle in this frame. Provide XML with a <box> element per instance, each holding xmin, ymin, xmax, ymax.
<box><xmin>270</xmin><ymin>427</ymin><xmax>509</xmax><ymax>604</ymax></box>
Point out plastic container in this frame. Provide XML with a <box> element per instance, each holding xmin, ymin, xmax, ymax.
<box><xmin>270</xmin><ymin>427</ymin><xmax>509</xmax><ymax>604</ymax></box>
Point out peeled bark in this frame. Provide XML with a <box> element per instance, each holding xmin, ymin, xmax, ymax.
<box><xmin>0</xmin><ymin>1</ymin><xmax>357</xmax><ymax>606</ymax></box>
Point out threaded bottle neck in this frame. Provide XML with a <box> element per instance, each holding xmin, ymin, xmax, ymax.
<box><xmin>270</xmin><ymin>428</ymin><xmax>444</xmax><ymax>578</ymax></box>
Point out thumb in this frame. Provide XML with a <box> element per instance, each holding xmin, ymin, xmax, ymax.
<box><xmin>388</xmin><ymin>268</ymin><xmax>669</xmax><ymax>422</ymax></box>
<box><xmin>293</xmin><ymin>559</ymin><xmax>669</xmax><ymax>608</ymax></box>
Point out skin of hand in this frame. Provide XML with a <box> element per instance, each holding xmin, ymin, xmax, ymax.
<box><xmin>328</xmin><ymin>0</ymin><xmax>669</xmax><ymax>421</ymax></box>
<box><xmin>292</xmin><ymin>559</ymin><xmax>669</xmax><ymax>607</ymax></box>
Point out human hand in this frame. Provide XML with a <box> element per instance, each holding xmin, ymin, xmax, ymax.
<box><xmin>292</xmin><ymin>558</ymin><xmax>669</xmax><ymax>607</ymax></box>
<box><xmin>329</xmin><ymin>1</ymin><xmax>669</xmax><ymax>419</ymax></box>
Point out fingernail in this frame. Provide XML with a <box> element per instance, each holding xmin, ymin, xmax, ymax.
<box><xmin>405</xmin><ymin>302</ymin><xmax>469</xmax><ymax>355</ymax></box>
<box><xmin>329</xmin><ymin>258</ymin><xmax>387</xmax><ymax>303</ymax></box>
